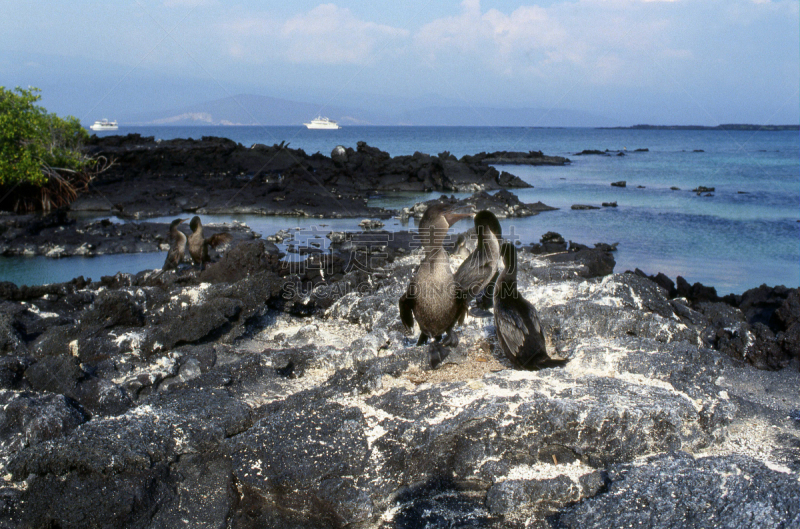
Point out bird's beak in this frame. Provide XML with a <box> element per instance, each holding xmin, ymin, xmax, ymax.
<box><xmin>443</xmin><ymin>206</ymin><xmax>475</xmax><ymax>227</ymax></box>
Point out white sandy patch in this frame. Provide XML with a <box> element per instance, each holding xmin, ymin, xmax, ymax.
<box><xmin>110</xmin><ymin>331</ymin><xmax>147</xmax><ymax>357</ymax></box>
<box><xmin>339</xmin><ymin>385</ymin><xmax>406</xmax><ymax>448</ymax></box>
<box><xmin>562</xmin><ymin>339</ymin><xmax>705</xmax><ymax>411</ymax></box>
<box><xmin>45</xmin><ymin>246</ymin><xmax>65</xmax><ymax>258</ymax></box>
<box><xmin>248</xmin><ymin>311</ymin><xmax>365</xmax><ymax>353</ymax></box>
<box><xmin>496</xmin><ymin>460</ymin><xmax>596</xmax><ymax>483</ymax></box>
<box><xmin>522</xmin><ymin>281</ymin><xmax>589</xmax><ymax>307</ymax></box>
<box><xmin>23</xmin><ymin>304</ymin><xmax>60</xmax><ymax>319</ymax></box>
<box><xmin>110</xmin><ymin>352</ymin><xmax>181</xmax><ymax>386</ymax></box>
<box><xmin>763</xmin><ymin>460</ymin><xmax>794</xmax><ymax>474</ymax></box>
<box><xmin>129</xmin><ymin>404</ymin><xmax>155</xmax><ymax>418</ymax></box>
<box><xmin>176</xmin><ymin>283</ymin><xmax>212</xmax><ymax>306</ymax></box>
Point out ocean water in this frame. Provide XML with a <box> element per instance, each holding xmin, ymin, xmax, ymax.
<box><xmin>0</xmin><ymin>126</ymin><xmax>797</xmax><ymax>294</ymax></box>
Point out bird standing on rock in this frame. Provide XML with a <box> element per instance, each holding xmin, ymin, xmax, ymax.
<box><xmin>399</xmin><ymin>205</ymin><xmax>472</xmax><ymax>349</ymax></box>
<box><xmin>455</xmin><ymin>210</ymin><xmax>502</xmax><ymax>309</ymax></box>
<box><xmin>494</xmin><ymin>242</ymin><xmax>568</xmax><ymax>370</ymax></box>
<box><xmin>152</xmin><ymin>218</ymin><xmax>187</xmax><ymax>280</ymax></box>
<box><xmin>187</xmin><ymin>216</ymin><xmax>233</xmax><ymax>270</ymax></box>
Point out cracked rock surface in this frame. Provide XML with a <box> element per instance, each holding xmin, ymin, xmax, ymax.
<box><xmin>0</xmin><ymin>237</ymin><xmax>797</xmax><ymax>528</ymax></box>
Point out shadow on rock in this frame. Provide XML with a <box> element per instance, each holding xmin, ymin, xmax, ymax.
<box><xmin>384</xmin><ymin>477</ymin><xmax>500</xmax><ymax>529</ymax></box>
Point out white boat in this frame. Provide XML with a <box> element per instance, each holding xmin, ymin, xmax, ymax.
<box><xmin>90</xmin><ymin>119</ymin><xmax>118</xmax><ymax>131</ymax></box>
<box><xmin>303</xmin><ymin>116</ymin><xmax>340</xmax><ymax>130</ymax></box>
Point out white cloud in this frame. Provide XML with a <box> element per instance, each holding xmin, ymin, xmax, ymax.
<box><xmin>413</xmin><ymin>0</ymin><xmax>687</xmax><ymax>87</ymax></box>
<box><xmin>221</xmin><ymin>4</ymin><xmax>408</xmax><ymax>65</ymax></box>
<box><xmin>415</xmin><ymin>1</ymin><xmax>573</xmax><ymax>71</ymax></box>
<box><xmin>282</xmin><ymin>4</ymin><xmax>408</xmax><ymax>64</ymax></box>
<box><xmin>162</xmin><ymin>0</ymin><xmax>215</xmax><ymax>7</ymax></box>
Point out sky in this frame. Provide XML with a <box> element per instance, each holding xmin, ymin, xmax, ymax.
<box><xmin>1</xmin><ymin>0</ymin><xmax>798</xmax><ymax>126</ymax></box>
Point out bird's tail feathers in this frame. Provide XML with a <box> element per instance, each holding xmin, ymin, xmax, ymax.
<box><xmin>517</xmin><ymin>354</ymin><xmax>569</xmax><ymax>371</ymax></box>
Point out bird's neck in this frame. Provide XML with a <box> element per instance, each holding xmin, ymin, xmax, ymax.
<box><xmin>498</xmin><ymin>260</ymin><xmax>518</xmax><ymax>289</ymax></box>
<box><xmin>482</xmin><ymin>234</ymin><xmax>500</xmax><ymax>256</ymax></box>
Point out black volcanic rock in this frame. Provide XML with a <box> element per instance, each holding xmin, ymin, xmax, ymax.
<box><xmin>573</xmin><ymin>149</ymin><xmax>608</xmax><ymax>156</ymax></box>
<box><xmin>630</xmin><ymin>270</ymin><xmax>799</xmax><ymax>371</ymax></box>
<box><xmin>227</xmin><ymin>400</ymin><xmax>372</xmax><ymax>527</ymax></box>
<box><xmin>526</xmin><ymin>231</ymin><xmax>568</xmax><ymax>254</ymax></box>
<box><xmin>0</xmin><ymin>216</ymin><xmax>255</xmax><ymax>258</ymax></box>
<box><xmin>462</xmin><ymin>150</ymin><xmax>570</xmax><ymax>166</ymax></box>
<box><xmin>764</xmin><ymin>287</ymin><xmax>800</xmax><ymax>364</ymax></box>
<box><xmin>543</xmin><ymin>246</ymin><xmax>616</xmax><ymax>278</ymax></box>
<box><xmin>676</xmin><ymin>275</ymin><xmax>719</xmax><ymax>304</ymax></box>
<box><xmin>402</xmin><ymin>190</ymin><xmax>557</xmax><ymax>220</ymax></box>
<box><xmin>0</xmin><ymin>229</ymin><xmax>797</xmax><ymax>527</ymax></box>
<box><xmin>738</xmin><ymin>284</ymin><xmax>791</xmax><ymax>328</ymax></box>
<box><xmin>651</xmin><ymin>272</ymin><xmax>676</xmax><ymax>297</ymax></box>
<box><xmin>556</xmin><ymin>452</ymin><xmax>799</xmax><ymax>528</ymax></box>
<box><xmin>0</xmin><ymin>393</ymin><xmax>88</xmax><ymax>452</ymax></box>
<box><xmin>540</xmin><ymin>232</ymin><xmax>564</xmax><ymax>244</ymax></box>
<box><xmin>77</xmin><ymin>136</ymin><xmax>534</xmax><ymax>219</ymax></box>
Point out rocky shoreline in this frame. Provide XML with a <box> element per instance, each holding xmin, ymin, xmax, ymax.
<box><xmin>0</xmin><ymin>227</ymin><xmax>797</xmax><ymax>527</ymax></box>
<box><xmin>0</xmin><ymin>191</ymin><xmax>556</xmax><ymax>260</ymax></box>
<box><xmin>0</xmin><ymin>210</ymin><xmax>257</xmax><ymax>258</ymax></box>
<box><xmin>0</xmin><ymin>136</ymin><xmax>797</xmax><ymax>527</ymax></box>
<box><xmin>398</xmin><ymin>191</ymin><xmax>558</xmax><ymax>222</ymax></box>
<box><xmin>76</xmin><ymin>136</ymin><xmax>541</xmax><ymax>219</ymax></box>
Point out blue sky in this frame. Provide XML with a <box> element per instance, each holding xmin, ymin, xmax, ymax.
<box><xmin>2</xmin><ymin>0</ymin><xmax>798</xmax><ymax>125</ymax></box>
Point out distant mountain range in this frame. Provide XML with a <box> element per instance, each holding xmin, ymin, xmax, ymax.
<box><xmin>122</xmin><ymin>94</ymin><xmax>620</xmax><ymax>128</ymax></box>
<box><xmin>6</xmin><ymin>50</ymin><xmax>798</xmax><ymax>129</ymax></box>
<box><xmin>123</xmin><ymin>94</ymin><xmax>388</xmax><ymax>126</ymax></box>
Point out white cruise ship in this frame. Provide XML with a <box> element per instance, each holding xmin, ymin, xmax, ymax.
<box><xmin>303</xmin><ymin>116</ymin><xmax>340</xmax><ymax>130</ymax></box>
<box><xmin>90</xmin><ymin>119</ymin><xmax>119</xmax><ymax>131</ymax></box>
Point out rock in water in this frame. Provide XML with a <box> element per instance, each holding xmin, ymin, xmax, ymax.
<box><xmin>358</xmin><ymin>219</ymin><xmax>385</xmax><ymax>230</ymax></box>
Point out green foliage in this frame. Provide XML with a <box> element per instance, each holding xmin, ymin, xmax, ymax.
<box><xmin>0</xmin><ymin>86</ymin><xmax>91</xmax><ymax>188</ymax></box>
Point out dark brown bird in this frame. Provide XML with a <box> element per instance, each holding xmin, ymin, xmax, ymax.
<box><xmin>187</xmin><ymin>216</ymin><xmax>233</xmax><ymax>270</ymax></box>
<box><xmin>400</xmin><ymin>205</ymin><xmax>471</xmax><ymax>347</ymax></box>
<box><xmin>152</xmin><ymin>218</ymin><xmax>187</xmax><ymax>280</ymax></box>
<box><xmin>493</xmin><ymin>242</ymin><xmax>567</xmax><ymax>370</ymax></box>
<box><xmin>454</xmin><ymin>210</ymin><xmax>502</xmax><ymax>306</ymax></box>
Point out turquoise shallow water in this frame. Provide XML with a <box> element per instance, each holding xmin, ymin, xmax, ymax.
<box><xmin>0</xmin><ymin>126</ymin><xmax>797</xmax><ymax>294</ymax></box>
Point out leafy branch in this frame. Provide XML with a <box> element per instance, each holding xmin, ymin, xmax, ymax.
<box><xmin>0</xmin><ymin>86</ymin><xmax>110</xmax><ymax>212</ymax></box>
